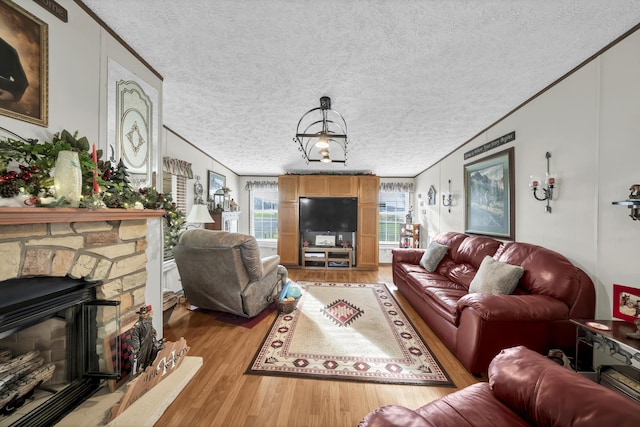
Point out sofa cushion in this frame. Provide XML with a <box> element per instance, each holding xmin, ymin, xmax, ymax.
<box><xmin>494</xmin><ymin>242</ymin><xmax>581</xmax><ymax>307</ymax></box>
<box><xmin>453</xmin><ymin>235</ymin><xmax>503</xmax><ymax>267</ymax></box>
<box><xmin>419</xmin><ymin>241</ymin><xmax>449</xmax><ymax>272</ymax></box>
<box><xmin>469</xmin><ymin>256</ymin><xmax>523</xmax><ymax>295</ymax></box>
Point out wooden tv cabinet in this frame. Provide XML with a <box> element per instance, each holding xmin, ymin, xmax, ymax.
<box><xmin>277</xmin><ymin>174</ymin><xmax>379</xmax><ymax>270</ymax></box>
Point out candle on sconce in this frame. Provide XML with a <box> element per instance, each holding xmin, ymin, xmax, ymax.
<box><xmin>546</xmin><ymin>174</ymin><xmax>556</xmax><ymax>186</ymax></box>
<box><xmin>529</xmin><ymin>176</ymin><xmax>540</xmax><ymax>189</ymax></box>
<box><xmin>92</xmin><ymin>144</ymin><xmax>99</xmax><ymax>194</ymax></box>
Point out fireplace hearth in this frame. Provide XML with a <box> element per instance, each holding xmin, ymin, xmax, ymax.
<box><xmin>0</xmin><ymin>276</ymin><xmax>118</xmax><ymax>427</ymax></box>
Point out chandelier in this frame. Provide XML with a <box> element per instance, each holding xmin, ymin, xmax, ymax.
<box><xmin>294</xmin><ymin>96</ymin><xmax>348</xmax><ymax>164</ymax></box>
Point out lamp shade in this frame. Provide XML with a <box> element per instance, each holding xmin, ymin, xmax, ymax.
<box><xmin>186</xmin><ymin>204</ymin><xmax>215</xmax><ymax>223</ymax></box>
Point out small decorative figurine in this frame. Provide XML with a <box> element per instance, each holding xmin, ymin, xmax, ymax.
<box><xmin>626</xmin><ymin>318</ymin><xmax>640</xmax><ymax>340</ymax></box>
<box><xmin>405</xmin><ymin>206</ymin><xmax>413</xmax><ymax>224</ymax></box>
<box><xmin>629</xmin><ymin>184</ymin><xmax>640</xmax><ymax>199</ymax></box>
<box><xmin>130</xmin><ymin>305</ymin><xmax>165</xmax><ymax>375</ymax></box>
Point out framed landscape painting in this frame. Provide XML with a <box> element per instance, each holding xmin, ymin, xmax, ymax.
<box><xmin>464</xmin><ymin>147</ymin><xmax>515</xmax><ymax>240</ymax></box>
<box><xmin>0</xmin><ymin>0</ymin><xmax>48</xmax><ymax>126</ymax></box>
<box><xmin>207</xmin><ymin>170</ymin><xmax>225</xmax><ymax>201</ymax></box>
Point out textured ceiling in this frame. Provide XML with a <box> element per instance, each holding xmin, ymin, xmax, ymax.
<box><xmin>81</xmin><ymin>1</ymin><xmax>640</xmax><ymax>177</ymax></box>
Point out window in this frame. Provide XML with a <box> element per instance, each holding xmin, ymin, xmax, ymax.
<box><xmin>163</xmin><ymin>174</ymin><xmax>187</xmax><ymax>214</ymax></box>
<box><xmin>379</xmin><ymin>191</ymin><xmax>410</xmax><ymax>244</ymax></box>
<box><xmin>162</xmin><ymin>173</ymin><xmax>187</xmax><ymax>260</ymax></box>
<box><xmin>251</xmin><ymin>189</ymin><xmax>279</xmax><ymax>240</ymax></box>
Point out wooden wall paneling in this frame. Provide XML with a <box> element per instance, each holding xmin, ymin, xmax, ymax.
<box><xmin>299</xmin><ymin>175</ymin><xmax>328</xmax><ymax>196</ymax></box>
<box><xmin>357</xmin><ymin>176</ymin><xmax>380</xmax><ymax>269</ymax></box>
<box><xmin>278</xmin><ymin>175</ymin><xmax>299</xmax><ymax>202</ymax></box>
<box><xmin>357</xmin><ymin>204</ymin><xmax>379</xmax><ymax>268</ymax></box>
<box><xmin>327</xmin><ymin>176</ymin><xmax>358</xmax><ymax>196</ymax></box>
<box><xmin>278</xmin><ymin>175</ymin><xmax>300</xmax><ymax>266</ymax></box>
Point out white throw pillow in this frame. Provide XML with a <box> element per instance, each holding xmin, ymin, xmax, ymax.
<box><xmin>419</xmin><ymin>241</ymin><xmax>449</xmax><ymax>272</ymax></box>
<box><xmin>469</xmin><ymin>256</ymin><xmax>524</xmax><ymax>295</ymax></box>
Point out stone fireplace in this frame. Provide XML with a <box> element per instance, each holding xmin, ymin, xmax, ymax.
<box><xmin>0</xmin><ymin>207</ymin><xmax>164</xmax><ymax>426</ymax></box>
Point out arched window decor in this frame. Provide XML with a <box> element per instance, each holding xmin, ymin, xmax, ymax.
<box><xmin>162</xmin><ymin>157</ymin><xmax>193</xmax><ymax>179</ymax></box>
<box><xmin>244</xmin><ymin>181</ymin><xmax>279</xmax><ymax>191</ymax></box>
<box><xmin>379</xmin><ymin>182</ymin><xmax>414</xmax><ymax>193</ymax></box>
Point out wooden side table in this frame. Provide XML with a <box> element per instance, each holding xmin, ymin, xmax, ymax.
<box><xmin>571</xmin><ymin>319</ymin><xmax>640</xmax><ymax>375</ymax></box>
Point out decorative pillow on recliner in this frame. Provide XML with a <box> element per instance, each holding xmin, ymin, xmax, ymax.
<box><xmin>419</xmin><ymin>241</ymin><xmax>449</xmax><ymax>272</ymax></box>
<box><xmin>469</xmin><ymin>255</ymin><xmax>524</xmax><ymax>294</ymax></box>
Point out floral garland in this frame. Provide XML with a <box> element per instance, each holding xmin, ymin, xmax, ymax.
<box><xmin>0</xmin><ymin>129</ymin><xmax>185</xmax><ymax>254</ymax></box>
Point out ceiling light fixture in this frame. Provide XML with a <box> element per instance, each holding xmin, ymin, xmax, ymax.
<box><xmin>294</xmin><ymin>96</ymin><xmax>348</xmax><ymax>164</ymax></box>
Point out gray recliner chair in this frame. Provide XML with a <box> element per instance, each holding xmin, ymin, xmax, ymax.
<box><xmin>173</xmin><ymin>229</ymin><xmax>288</xmax><ymax>318</ymax></box>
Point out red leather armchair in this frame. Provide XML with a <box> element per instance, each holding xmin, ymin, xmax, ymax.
<box><xmin>359</xmin><ymin>346</ymin><xmax>637</xmax><ymax>427</ymax></box>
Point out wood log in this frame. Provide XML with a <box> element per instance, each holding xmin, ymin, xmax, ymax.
<box><xmin>0</xmin><ymin>357</ymin><xmax>44</xmax><ymax>391</ymax></box>
<box><xmin>0</xmin><ymin>351</ymin><xmax>40</xmax><ymax>374</ymax></box>
<box><xmin>1</xmin><ymin>363</ymin><xmax>55</xmax><ymax>413</ymax></box>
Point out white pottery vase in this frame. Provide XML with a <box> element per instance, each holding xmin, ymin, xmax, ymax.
<box><xmin>54</xmin><ymin>150</ymin><xmax>82</xmax><ymax>207</ymax></box>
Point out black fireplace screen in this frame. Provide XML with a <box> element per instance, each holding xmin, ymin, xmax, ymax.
<box><xmin>0</xmin><ymin>275</ymin><xmax>120</xmax><ymax>427</ymax></box>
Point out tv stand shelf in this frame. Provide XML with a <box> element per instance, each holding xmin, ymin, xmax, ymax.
<box><xmin>302</xmin><ymin>247</ymin><xmax>353</xmax><ymax>269</ymax></box>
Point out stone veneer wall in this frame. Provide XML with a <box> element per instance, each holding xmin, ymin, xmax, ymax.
<box><xmin>0</xmin><ymin>219</ymin><xmax>150</xmax><ymax>369</ymax></box>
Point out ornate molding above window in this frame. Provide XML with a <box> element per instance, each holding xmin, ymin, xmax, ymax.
<box><xmin>245</xmin><ymin>180</ymin><xmax>278</xmax><ymax>191</ymax></box>
<box><xmin>380</xmin><ymin>182</ymin><xmax>414</xmax><ymax>193</ymax></box>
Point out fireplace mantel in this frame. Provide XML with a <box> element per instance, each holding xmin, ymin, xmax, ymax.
<box><xmin>0</xmin><ymin>207</ymin><xmax>165</xmax><ymax>225</ymax></box>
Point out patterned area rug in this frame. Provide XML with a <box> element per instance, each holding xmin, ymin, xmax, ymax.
<box><xmin>247</xmin><ymin>282</ymin><xmax>455</xmax><ymax>386</ymax></box>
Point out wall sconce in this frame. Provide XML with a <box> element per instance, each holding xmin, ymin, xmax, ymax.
<box><xmin>529</xmin><ymin>152</ymin><xmax>556</xmax><ymax>213</ymax></box>
<box><xmin>442</xmin><ymin>179</ymin><xmax>453</xmax><ymax>213</ymax></box>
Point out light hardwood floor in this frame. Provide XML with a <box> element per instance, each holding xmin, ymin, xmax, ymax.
<box><xmin>157</xmin><ymin>266</ymin><xmax>482</xmax><ymax>427</ymax></box>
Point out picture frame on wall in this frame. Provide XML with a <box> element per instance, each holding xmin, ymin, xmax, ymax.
<box><xmin>0</xmin><ymin>0</ymin><xmax>48</xmax><ymax>126</ymax></box>
<box><xmin>116</xmin><ymin>79</ymin><xmax>152</xmax><ymax>176</ymax></box>
<box><xmin>207</xmin><ymin>170</ymin><xmax>225</xmax><ymax>201</ymax></box>
<box><xmin>612</xmin><ymin>284</ymin><xmax>640</xmax><ymax>323</ymax></box>
<box><xmin>464</xmin><ymin>147</ymin><xmax>515</xmax><ymax>240</ymax></box>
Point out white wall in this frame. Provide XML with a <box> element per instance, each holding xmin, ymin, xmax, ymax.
<box><xmin>415</xmin><ymin>28</ymin><xmax>640</xmax><ymax>319</ymax></box>
<box><xmin>1</xmin><ymin>1</ymin><xmax>166</xmax><ymax>334</ymax></box>
<box><xmin>162</xmin><ymin>127</ymin><xmax>239</xmax><ymax>223</ymax></box>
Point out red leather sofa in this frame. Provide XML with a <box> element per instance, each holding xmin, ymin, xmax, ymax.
<box><xmin>358</xmin><ymin>346</ymin><xmax>637</xmax><ymax>427</ymax></box>
<box><xmin>392</xmin><ymin>232</ymin><xmax>595</xmax><ymax>374</ymax></box>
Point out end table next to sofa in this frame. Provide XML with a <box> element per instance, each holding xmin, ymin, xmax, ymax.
<box><xmin>571</xmin><ymin>319</ymin><xmax>640</xmax><ymax>401</ymax></box>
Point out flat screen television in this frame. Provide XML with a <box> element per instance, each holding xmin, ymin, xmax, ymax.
<box><xmin>299</xmin><ymin>197</ymin><xmax>358</xmax><ymax>232</ymax></box>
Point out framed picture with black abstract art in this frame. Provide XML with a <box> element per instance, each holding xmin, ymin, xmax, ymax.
<box><xmin>0</xmin><ymin>0</ymin><xmax>48</xmax><ymax>126</ymax></box>
<box><xmin>464</xmin><ymin>147</ymin><xmax>515</xmax><ymax>240</ymax></box>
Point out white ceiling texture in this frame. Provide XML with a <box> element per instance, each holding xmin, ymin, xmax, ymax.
<box><xmin>81</xmin><ymin>1</ymin><xmax>640</xmax><ymax>177</ymax></box>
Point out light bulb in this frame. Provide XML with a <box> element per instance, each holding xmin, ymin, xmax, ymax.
<box><xmin>315</xmin><ymin>134</ymin><xmax>329</xmax><ymax>149</ymax></box>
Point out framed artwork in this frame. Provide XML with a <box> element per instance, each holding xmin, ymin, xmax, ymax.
<box><xmin>613</xmin><ymin>284</ymin><xmax>640</xmax><ymax>323</ymax></box>
<box><xmin>116</xmin><ymin>79</ymin><xmax>152</xmax><ymax>176</ymax></box>
<box><xmin>427</xmin><ymin>185</ymin><xmax>436</xmax><ymax>205</ymax></box>
<box><xmin>0</xmin><ymin>0</ymin><xmax>48</xmax><ymax>126</ymax></box>
<box><xmin>208</xmin><ymin>170</ymin><xmax>225</xmax><ymax>201</ymax></box>
<box><xmin>464</xmin><ymin>147</ymin><xmax>515</xmax><ymax>240</ymax></box>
